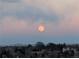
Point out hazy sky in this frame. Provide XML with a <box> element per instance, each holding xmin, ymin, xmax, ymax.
<box><xmin>0</xmin><ymin>0</ymin><xmax>79</xmax><ymax>45</ymax></box>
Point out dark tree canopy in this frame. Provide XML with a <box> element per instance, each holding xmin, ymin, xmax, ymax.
<box><xmin>0</xmin><ymin>42</ymin><xmax>77</xmax><ymax>58</ymax></box>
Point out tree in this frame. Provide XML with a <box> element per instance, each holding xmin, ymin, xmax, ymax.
<box><xmin>46</xmin><ymin>43</ymin><xmax>56</xmax><ymax>51</ymax></box>
<box><xmin>27</xmin><ymin>44</ymin><xmax>33</xmax><ymax>49</ymax></box>
<box><xmin>35</xmin><ymin>42</ymin><xmax>45</xmax><ymax>51</ymax></box>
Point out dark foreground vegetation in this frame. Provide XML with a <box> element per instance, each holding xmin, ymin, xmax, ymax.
<box><xmin>0</xmin><ymin>42</ymin><xmax>79</xmax><ymax>58</ymax></box>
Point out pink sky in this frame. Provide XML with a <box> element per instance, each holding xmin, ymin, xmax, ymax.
<box><xmin>0</xmin><ymin>0</ymin><xmax>79</xmax><ymax>36</ymax></box>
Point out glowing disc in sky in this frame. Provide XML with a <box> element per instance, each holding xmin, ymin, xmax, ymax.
<box><xmin>38</xmin><ymin>24</ymin><xmax>45</xmax><ymax>32</ymax></box>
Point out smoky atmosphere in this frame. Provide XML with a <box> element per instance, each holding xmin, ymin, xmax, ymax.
<box><xmin>0</xmin><ymin>0</ymin><xmax>79</xmax><ymax>58</ymax></box>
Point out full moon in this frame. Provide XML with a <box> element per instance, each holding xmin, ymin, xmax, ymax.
<box><xmin>38</xmin><ymin>25</ymin><xmax>45</xmax><ymax>32</ymax></box>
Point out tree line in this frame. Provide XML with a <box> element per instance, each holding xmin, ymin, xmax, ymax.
<box><xmin>0</xmin><ymin>42</ymin><xmax>78</xmax><ymax>58</ymax></box>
